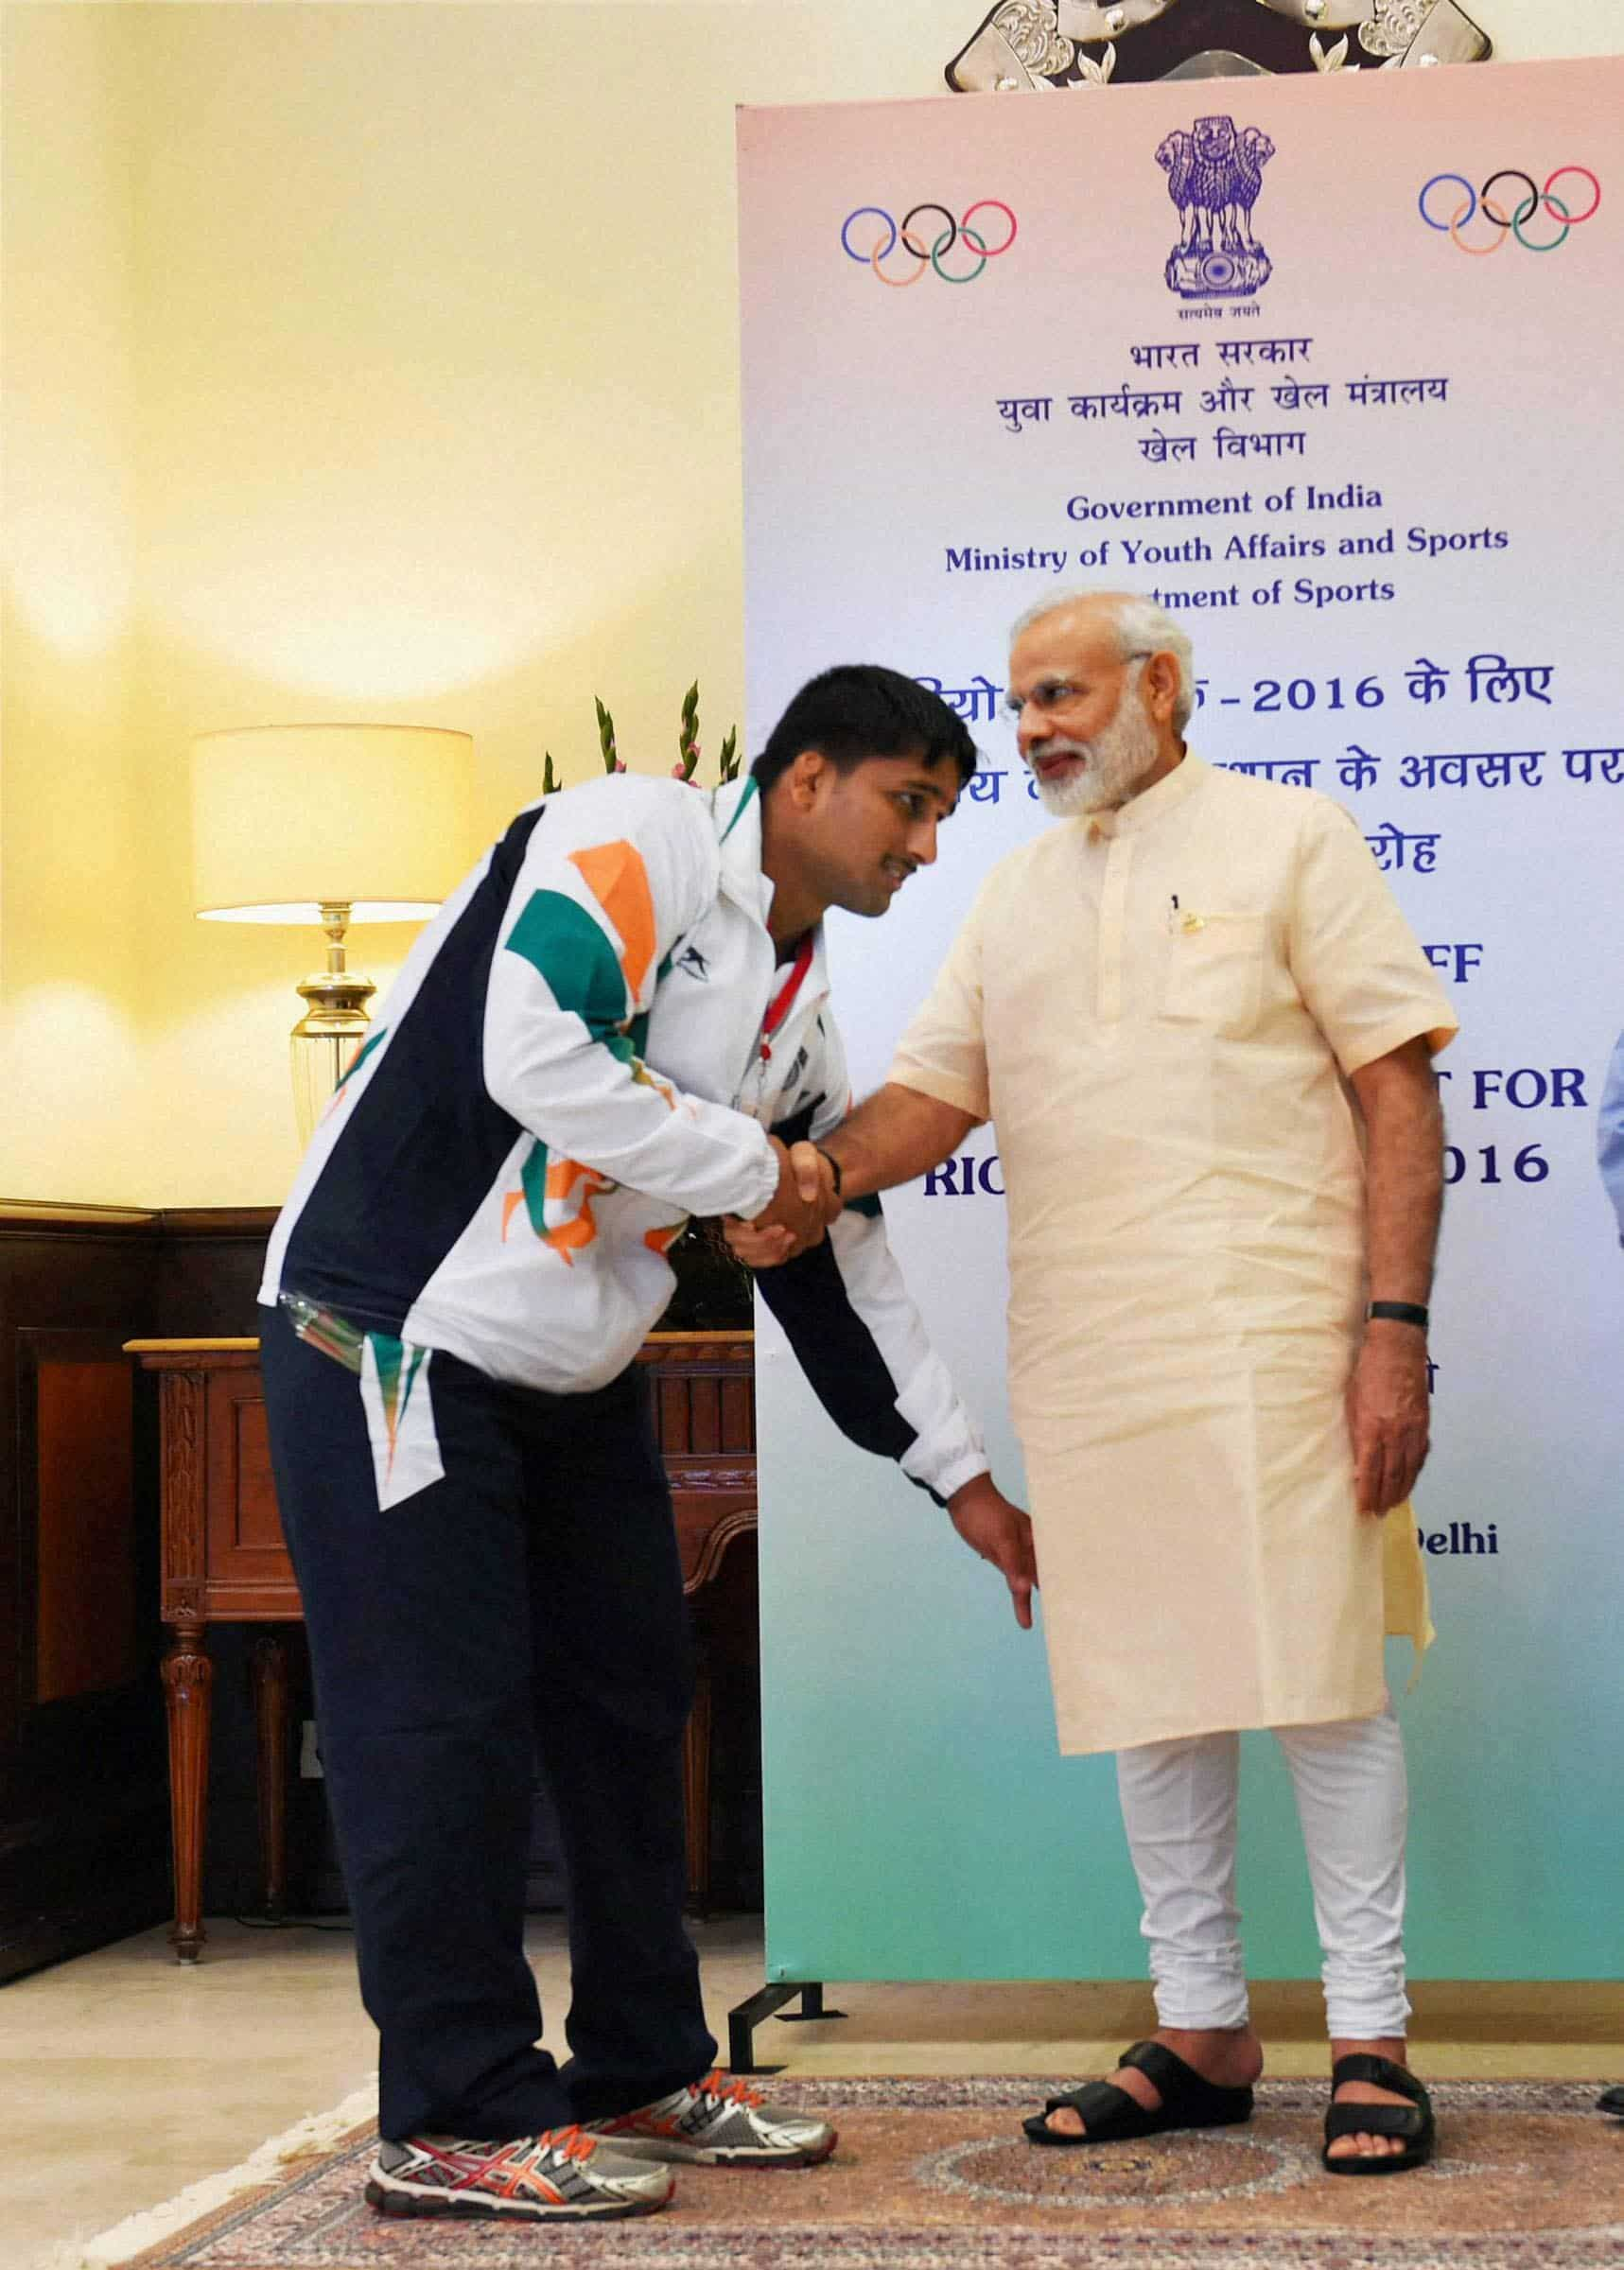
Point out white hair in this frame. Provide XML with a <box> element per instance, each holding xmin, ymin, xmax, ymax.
<box><xmin>1008</xmin><ymin>588</ymin><xmax>1196</xmax><ymax>733</ymax></box>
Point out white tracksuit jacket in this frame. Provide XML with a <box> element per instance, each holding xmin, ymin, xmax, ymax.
<box><xmin>260</xmin><ymin>771</ymin><xmax>986</xmax><ymax>1502</ymax></box>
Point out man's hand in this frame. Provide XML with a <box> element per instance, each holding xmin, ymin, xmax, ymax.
<box><xmin>728</xmin><ymin>1086</ymin><xmax>981</xmax><ymax>1270</ymax></box>
<box><xmin>724</xmin><ymin>1139</ymin><xmax>839</xmax><ymax>1267</ymax></box>
<box><xmin>1345</xmin><ymin>1324</ymin><xmax>1430</xmax><ymax>1514</ymax></box>
<box><xmin>947</xmin><ymin>1473</ymin><xmax>1039</xmax><ymax>1629</ymax></box>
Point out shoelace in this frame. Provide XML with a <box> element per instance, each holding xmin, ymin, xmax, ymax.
<box><xmin>696</xmin><ymin>2067</ymin><xmax>763</xmax><ymax>2110</ymax></box>
<box><xmin>535</xmin><ymin>2124</ymin><xmax>598</xmax><ymax>2164</ymax></box>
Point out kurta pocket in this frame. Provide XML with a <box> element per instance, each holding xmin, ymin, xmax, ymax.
<box><xmin>1159</xmin><ymin>914</ymin><xmax>1266</xmax><ymax>1038</ymax></box>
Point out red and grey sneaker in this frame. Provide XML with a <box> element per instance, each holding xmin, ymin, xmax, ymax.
<box><xmin>365</xmin><ymin>2127</ymin><xmax>675</xmax><ymax>2221</ymax></box>
<box><xmin>589</xmin><ymin>2069</ymin><xmax>837</xmax><ymax>2166</ymax></box>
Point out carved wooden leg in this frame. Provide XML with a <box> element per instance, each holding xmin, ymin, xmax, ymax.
<box><xmin>683</xmin><ymin>1662</ymin><xmax>713</xmax><ymax>1916</ymax></box>
<box><xmin>162</xmin><ymin>1621</ymin><xmax>213</xmax><ymax>1962</ymax></box>
<box><xmin>250</xmin><ymin>1632</ymin><xmax>291</xmax><ymax>1922</ymax></box>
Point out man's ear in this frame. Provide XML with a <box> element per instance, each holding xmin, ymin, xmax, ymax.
<box><xmin>1141</xmin><ymin>651</ymin><xmax>1181</xmax><ymax>725</ymax></box>
<box><xmin>788</xmin><ymin>746</ymin><xmax>829</xmax><ymax>807</ymax></box>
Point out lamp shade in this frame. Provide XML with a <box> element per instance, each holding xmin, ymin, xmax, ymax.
<box><xmin>190</xmin><ymin>724</ymin><xmax>476</xmax><ymax>922</ymax></box>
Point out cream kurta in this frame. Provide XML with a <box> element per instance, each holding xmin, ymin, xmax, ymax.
<box><xmin>891</xmin><ymin>753</ymin><xmax>1458</xmax><ymax>1755</ymax></box>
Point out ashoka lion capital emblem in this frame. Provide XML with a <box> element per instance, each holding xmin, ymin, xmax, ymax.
<box><xmin>1158</xmin><ymin>115</ymin><xmax>1276</xmax><ymax>299</ymax></box>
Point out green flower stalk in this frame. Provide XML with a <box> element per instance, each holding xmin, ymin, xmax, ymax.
<box><xmin>674</xmin><ymin>681</ymin><xmax>702</xmax><ymax>780</ymax></box>
<box><xmin>546</xmin><ymin>686</ymin><xmax>737</xmax><ymax>791</ymax></box>
<box><xmin>596</xmin><ymin>697</ymin><xmax>623</xmax><ymax>774</ymax></box>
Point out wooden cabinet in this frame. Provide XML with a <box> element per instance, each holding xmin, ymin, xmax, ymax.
<box><xmin>0</xmin><ymin>1209</ymin><xmax>169</xmax><ymax>1984</ymax></box>
<box><xmin>132</xmin><ymin>1333</ymin><xmax>757</xmax><ymax>1961</ymax></box>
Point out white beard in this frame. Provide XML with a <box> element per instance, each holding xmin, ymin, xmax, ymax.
<box><xmin>1029</xmin><ymin>700</ymin><xmax>1162</xmax><ymax>818</ymax></box>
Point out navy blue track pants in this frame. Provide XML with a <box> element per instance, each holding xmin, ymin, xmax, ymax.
<box><xmin>258</xmin><ymin>1301</ymin><xmax>716</xmax><ymax>2140</ymax></box>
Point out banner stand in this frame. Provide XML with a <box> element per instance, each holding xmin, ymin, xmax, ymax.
<box><xmin>739</xmin><ymin>58</ymin><xmax>1624</xmax><ymax>1996</ymax></box>
<box><xmin>726</xmin><ymin>1981</ymin><xmax>847</xmax><ymax>2076</ymax></box>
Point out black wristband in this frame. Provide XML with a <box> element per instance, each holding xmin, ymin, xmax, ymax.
<box><xmin>1367</xmin><ymin>1300</ymin><xmax>1429</xmax><ymax>1329</ymax></box>
<box><xmin>814</xmin><ymin>1145</ymin><xmax>844</xmax><ymax>1198</ymax></box>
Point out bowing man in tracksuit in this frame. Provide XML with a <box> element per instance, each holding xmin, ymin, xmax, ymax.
<box><xmin>257</xmin><ymin>664</ymin><xmax>1037</xmax><ymax>2225</ymax></box>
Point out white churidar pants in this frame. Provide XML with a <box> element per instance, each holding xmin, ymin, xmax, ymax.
<box><xmin>1114</xmin><ymin>1702</ymin><xmax>1410</xmax><ymax>2040</ymax></box>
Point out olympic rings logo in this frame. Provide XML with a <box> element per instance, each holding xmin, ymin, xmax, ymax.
<box><xmin>1418</xmin><ymin>166</ymin><xmax>1600</xmax><ymax>253</ymax></box>
<box><xmin>840</xmin><ymin>200</ymin><xmax>1018</xmax><ymax>286</ymax></box>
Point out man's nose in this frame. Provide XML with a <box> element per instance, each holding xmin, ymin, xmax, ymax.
<box><xmin>907</xmin><ymin>812</ymin><xmax>940</xmax><ymax>866</ymax></box>
<box><xmin>1017</xmin><ymin>707</ymin><xmax>1048</xmax><ymax>760</ymax></box>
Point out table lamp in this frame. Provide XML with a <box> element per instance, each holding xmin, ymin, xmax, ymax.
<box><xmin>190</xmin><ymin>724</ymin><xmax>475</xmax><ymax>1142</ymax></box>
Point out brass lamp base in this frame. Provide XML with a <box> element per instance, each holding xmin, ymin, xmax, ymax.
<box><xmin>288</xmin><ymin>902</ymin><xmax>377</xmax><ymax>1144</ymax></box>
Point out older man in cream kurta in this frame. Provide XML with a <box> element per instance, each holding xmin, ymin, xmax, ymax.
<box><xmin>760</xmin><ymin>592</ymin><xmax>1457</xmax><ymax>2172</ymax></box>
<box><xmin>895</xmin><ymin>733</ymin><xmax>1450</xmax><ymax>1753</ymax></box>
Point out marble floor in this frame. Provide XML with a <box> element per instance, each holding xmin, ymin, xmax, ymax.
<box><xmin>9</xmin><ymin>1913</ymin><xmax>1621</xmax><ymax>2269</ymax></box>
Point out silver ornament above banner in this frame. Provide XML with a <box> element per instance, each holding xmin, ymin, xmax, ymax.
<box><xmin>945</xmin><ymin>0</ymin><xmax>1492</xmax><ymax>91</ymax></box>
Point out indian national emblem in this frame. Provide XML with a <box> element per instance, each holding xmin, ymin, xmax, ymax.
<box><xmin>1157</xmin><ymin>115</ymin><xmax>1275</xmax><ymax>301</ymax></box>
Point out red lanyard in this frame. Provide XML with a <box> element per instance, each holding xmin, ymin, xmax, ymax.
<box><xmin>759</xmin><ymin>934</ymin><xmax>814</xmax><ymax>1063</ymax></box>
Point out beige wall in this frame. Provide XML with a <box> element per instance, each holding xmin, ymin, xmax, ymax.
<box><xmin>3</xmin><ymin>0</ymin><xmax>1620</xmax><ymax>1204</ymax></box>
<box><xmin>2</xmin><ymin>4</ymin><xmax>144</xmax><ymax>1198</ymax></box>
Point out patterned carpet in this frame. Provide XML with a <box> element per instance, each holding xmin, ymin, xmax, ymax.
<box><xmin>118</xmin><ymin>2078</ymin><xmax>1624</xmax><ymax>2269</ymax></box>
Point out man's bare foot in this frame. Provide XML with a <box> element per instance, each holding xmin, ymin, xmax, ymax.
<box><xmin>1042</xmin><ymin>2025</ymin><xmax>1264</xmax><ymax>2139</ymax></box>
<box><xmin>1325</xmin><ymin>2036</ymin><xmax>1416</xmax><ymax>2162</ymax></box>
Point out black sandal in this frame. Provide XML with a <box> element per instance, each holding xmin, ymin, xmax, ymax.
<box><xmin>1598</xmin><ymin>2087</ymin><xmax>1624</xmax><ymax>2118</ymax></box>
<box><xmin>1023</xmin><ymin>2039</ymin><xmax>1256</xmax><ymax>2147</ymax></box>
<box><xmin>1321</xmin><ymin>2052</ymin><xmax>1435</xmax><ymax>2175</ymax></box>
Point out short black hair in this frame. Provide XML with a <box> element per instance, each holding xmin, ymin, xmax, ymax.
<box><xmin>751</xmin><ymin>664</ymin><xmax>978</xmax><ymax>793</ymax></box>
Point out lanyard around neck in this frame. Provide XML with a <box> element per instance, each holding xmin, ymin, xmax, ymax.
<box><xmin>759</xmin><ymin>934</ymin><xmax>814</xmax><ymax>1063</ymax></box>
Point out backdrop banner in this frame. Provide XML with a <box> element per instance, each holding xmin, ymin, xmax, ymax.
<box><xmin>738</xmin><ymin>56</ymin><xmax>1623</xmax><ymax>1983</ymax></box>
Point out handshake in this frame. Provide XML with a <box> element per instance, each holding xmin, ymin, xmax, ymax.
<box><xmin>725</xmin><ymin>1137</ymin><xmax>843</xmax><ymax>1269</ymax></box>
